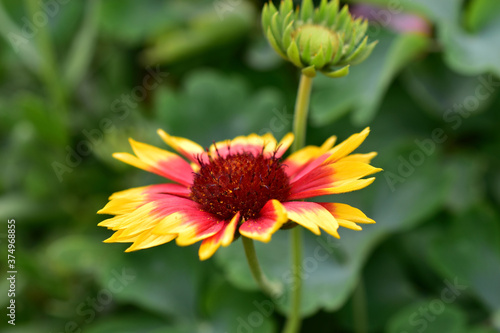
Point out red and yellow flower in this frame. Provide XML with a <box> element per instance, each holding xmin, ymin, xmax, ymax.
<box><xmin>98</xmin><ymin>128</ymin><xmax>381</xmax><ymax>260</ymax></box>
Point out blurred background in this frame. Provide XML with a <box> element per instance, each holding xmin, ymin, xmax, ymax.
<box><xmin>1</xmin><ymin>0</ymin><xmax>499</xmax><ymax>332</ymax></box>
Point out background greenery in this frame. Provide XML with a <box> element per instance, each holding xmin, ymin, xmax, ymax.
<box><xmin>1</xmin><ymin>0</ymin><xmax>499</xmax><ymax>332</ymax></box>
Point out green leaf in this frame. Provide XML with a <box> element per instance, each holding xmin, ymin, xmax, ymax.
<box><xmin>322</xmin><ymin>65</ymin><xmax>349</xmax><ymax>78</ymax></box>
<box><xmin>98</xmin><ymin>245</ymin><xmax>205</xmax><ymax>319</ymax></box>
<box><xmin>261</xmin><ymin>2</ymin><xmax>276</xmax><ymax>32</ymax></box>
<box><xmin>142</xmin><ymin>2</ymin><xmax>255</xmax><ymax>64</ymax></box>
<box><xmin>401</xmin><ymin>53</ymin><xmax>496</xmax><ymax>119</ymax></box>
<box><xmin>339</xmin><ymin>35</ymin><xmax>368</xmax><ymax>65</ymax></box>
<box><xmin>443</xmin><ymin>155</ymin><xmax>486</xmax><ymax>213</ymax></box>
<box><xmin>335</xmin><ymin>246</ymin><xmax>419</xmax><ymax>332</ymax></box>
<box><xmin>154</xmin><ymin>70</ymin><xmax>288</xmax><ymax>143</ymax></box>
<box><xmin>315</xmin><ymin>0</ymin><xmax>329</xmax><ymax>23</ymax></box>
<box><xmin>85</xmin><ymin>314</ymin><xmax>167</xmax><ymax>333</ymax></box>
<box><xmin>0</xmin><ymin>2</ymin><xmax>40</xmax><ymax>73</ymax></box>
<box><xmin>279</xmin><ymin>0</ymin><xmax>293</xmax><ymax>16</ymax></box>
<box><xmin>350</xmin><ymin>0</ymin><xmax>500</xmax><ymax>76</ymax></box>
<box><xmin>267</xmin><ymin>27</ymin><xmax>288</xmax><ymax>59</ymax></box>
<box><xmin>282</xmin><ymin>20</ymin><xmax>295</xmax><ymax>50</ymax></box>
<box><xmin>466</xmin><ymin>0</ymin><xmax>500</xmax><ymax>32</ymax></box>
<box><xmin>63</xmin><ymin>0</ymin><xmax>100</xmax><ymax>89</ymax></box>
<box><xmin>441</xmin><ymin>18</ymin><xmax>500</xmax><ymax>76</ymax></box>
<box><xmin>326</xmin><ymin>0</ymin><xmax>340</xmax><ymax>26</ymax></box>
<box><xmin>311</xmin><ymin>46</ymin><xmax>326</xmax><ymax>68</ymax></box>
<box><xmin>387</xmin><ymin>302</ymin><xmax>467</xmax><ymax>333</ymax></box>
<box><xmin>270</xmin><ymin>12</ymin><xmax>283</xmax><ymax>48</ymax></box>
<box><xmin>287</xmin><ymin>39</ymin><xmax>303</xmax><ymax>67</ymax></box>
<box><xmin>429</xmin><ymin>206</ymin><xmax>500</xmax><ymax>310</ymax></box>
<box><xmin>302</xmin><ymin>65</ymin><xmax>317</xmax><ymax>77</ymax></box>
<box><xmin>300</xmin><ymin>0</ymin><xmax>314</xmax><ymax>22</ymax></box>
<box><xmin>204</xmin><ymin>278</ymin><xmax>277</xmax><ymax>333</ymax></box>
<box><xmin>311</xmin><ymin>30</ymin><xmax>430</xmax><ymax>125</ymax></box>
<box><xmin>347</xmin><ymin>40</ymin><xmax>378</xmax><ymax>66</ymax></box>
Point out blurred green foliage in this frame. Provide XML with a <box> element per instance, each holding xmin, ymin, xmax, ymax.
<box><xmin>0</xmin><ymin>0</ymin><xmax>499</xmax><ymax>332</ymax></box>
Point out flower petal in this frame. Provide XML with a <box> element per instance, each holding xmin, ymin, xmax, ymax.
<box><xmin>340</xmin><ymin>152</ymin><xmax>378</xmax><ymax>164</ymax></box>
<box><xmin>275</xmin><ymin>133</ymin><xmax>294</xmax><ymax>158</ymax></box>
<box><xmin>98</xmin><ymin>184</ymin><xmax>190</xmax><ymax>215</ymax></box>
<box><xmin>289</xmin><ymin>161</ymin><xmax>382</xmax><ymax>199</ymax></box>
<box><xmin>198</xmin><ymin>212</ymin><xmax>241</xmax><ymax>260</ymax></box>
<box><xmin>125</xmin><ymin>232</ymin><xmax>177</xmax><ymax>252</ymax></box>
<box><xmin>210</xmin><ymin>133</ymin><xmax>278</xmax><ymax>158</ymax></box>
<box><xmin>289</xmin><ymin>177</ymin><xmax>376</xmax><ymax>199</ymax></box>
<box><xmin>113</xmin><ymin>138</ymin><xmax>194</xmax><ymax>186</ymax></box>
<box><xmin>148</xmin><ymin>199</ymin><xmax>225</xmax><ymax>246</ymax></box>
<box><xmin>100</xmin><ymin>194</ymin><xmax>200</xmax><ymax>243</ymax></box>
<box><xmin>324</xmin><ymin>127</ymin><xmax>370</xmax><ymax>163</ymax></box>
<box><xmin>239</xmin><ymin>200</ymin><xmax>287</xmax><ymax>242</ymax></box>
<box><xmin>282</xmin><ymin>201</ymin><xmax>339</xmax><ymax>238</ymax></box>
<box><xmin>157</xmin><ymin>129</ymin><xmax>208</xmax><ymax>164</ymax></box>
<box><xmin>283</xmin><ymin>135</ymin><xmax>336</xmax><ymax>178</ymax></box>
<box><xmin>318</xmin><ymin>202</ymin><xmax>375</xmax><ymax>231</ymax></box>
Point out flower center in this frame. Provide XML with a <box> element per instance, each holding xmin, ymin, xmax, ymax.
<box><xmin>295</xmin><ymin>24</ymin><xmax>338</xmax><ymax>57</ymax></box>
<box><xmin>190</xmin><ymin>152</ymin><xmax>291</xmax><ymax>221</ymax></box>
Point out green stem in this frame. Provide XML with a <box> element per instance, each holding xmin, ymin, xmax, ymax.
<box><xmin>242</xmin><ymin>236</ymin><xmax>282</xmax><ymax>297</ymax></box>
<box><xmin>283</xmin><ymin>73</ymin><xmax>314</xmax><ymax>333</ymax></box>
<box><xmin>283</xmin><ymin>227</ymin><xmax>303</xmax><ymax>333</ymax></box>
<box><xmin>291</xmin><ymin>74</ymin><xmax>313</xmax><ymax>153</ymax></box>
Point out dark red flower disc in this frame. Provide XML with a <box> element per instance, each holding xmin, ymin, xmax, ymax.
<box><xmin>190</xmin><ymin>151</ymin><xmax>291</xmax><ymax>220</ymax></box>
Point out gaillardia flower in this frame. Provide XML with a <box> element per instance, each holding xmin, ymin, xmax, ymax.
<box><xmin>262</xmin><ymin>0</ymin><xmax>377</xmax><ymax>78</ymax></box>
<box><xmin>98</xmin><ymin>128</ymin><xmax>381</xmax><ymax>260</ymax></box>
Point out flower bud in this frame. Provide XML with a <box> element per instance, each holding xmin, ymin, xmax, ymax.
<box><xmin>262</xmin><ymin>0</ymin><xmax>378</xmax><ymax>78</ymax></box>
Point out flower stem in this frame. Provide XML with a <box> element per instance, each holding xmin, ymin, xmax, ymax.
<box><xmin>291</xmin><ymin>74</ymin><xmax>313</xmax><ymax>153</ymax></box>
<box><xmin>284</xmin><ymin>73</ymin><xmax>314</xmax><ymax>333</ymax></box>
<box><xmin>242</xmin><ymin>236</ymin><xmax>282</xmax><ymax>297</ymax></box>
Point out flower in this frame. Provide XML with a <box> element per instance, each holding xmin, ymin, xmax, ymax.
<box><xmin>98</xmin><ymin>128</ymin><xmax>381</xmax><ymax>260</ymax></box>
<box><xmin>262</xmin><ymin>0</ymin><xmax>377</xmax><ymax>78</ymax></box>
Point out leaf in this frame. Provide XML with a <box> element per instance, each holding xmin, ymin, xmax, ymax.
<box><xmin>85</xmin><ymin>314</ymin><xmax>167</xmax><ymax>333</ymax></box>
<box><xmin>97</xmin><ymin>245</ymin><xmax>206</xmax><ymax>319</ymax></box>
<box><xmin>63</xmin><ymin>0</ymin><xmax>100</xmax><ymax>89</ymax></box>
<box><xmin>401</xmin><ymin>54</ymin><xmax>496</xmax><ymax>119</ymax></box>
<box><xmin>141</xmin><ymin>1</ymin><xmax>255</xmax><ymax>64</ymax></box>
<box><xmin>310</xmin><ymin>29</ymin><xmax>429</xmax><ymax>126</ymax></box>
<box><xmin>387</xmin><ymin>302</ymin><xmax>467</xmax><ymax>333</ymax></box>
<box><xmin>98</xmin><ymin>0</ymin><xmax>180</xmax><ymax>44</ymax></box>
<box><xmin>349</xmin><ymin>0</ymin><xmax>500</xmax><ymax>76</ymax></box>
<box><xmin>334</xmin><ymin>245</ymin><xmax>419</xmax><ymax>332</ymax></box>
<box><xmin>0</xmin><ymin>2</ymin><xmax>40</xmax><ymax>73</ymax></box>
<box><xmin>46</xmin><ymin>235</ymin><xmax>119</xmax><ymax>276</ymax></box>
<box><xmin>466</xmin><ymin>0</ymin><xmax>500</xmax><ymax>32</ymax></box>
<box><xmin>154</xmin><ymin>70</ymin><xmax>289</xmax><ymax>144</ymax></box>
<box><xmin>429</xmin><ymin>206</ymin><xmax>500</xmax><ymax>310</ymax></box>
<box><xmin>441</xmin><ymin>18</ymin><xmax>500</xmax><ymax>76</ymax></box>
<box><xmin>204</xmin><ymin>278</ymin><xmax>277</xmax><ymax>333</ymax></box>
<box><xmin>443</xmin><ymin>154</ymin><xmax>486</xmax><ymax>213</ymax></box>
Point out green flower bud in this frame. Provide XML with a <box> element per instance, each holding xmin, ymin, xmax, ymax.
<box><xmin>262</xmin><ymin>0</ymin><xmax>377</xmax><ymax>78</ymax></box>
